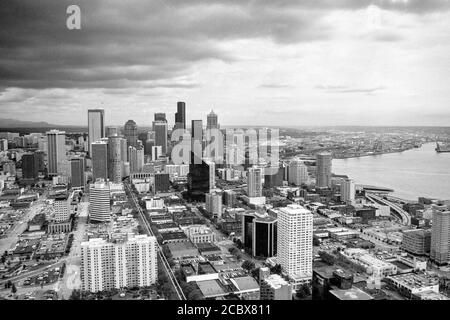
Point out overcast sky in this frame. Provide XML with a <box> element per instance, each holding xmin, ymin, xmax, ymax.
<box><xmin>0</xmin><ymin>0</ymin><xmax>449</xmax><ymax>127</ymax></box>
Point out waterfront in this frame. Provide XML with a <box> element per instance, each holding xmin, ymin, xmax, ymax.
<box><xmin>333</xmin><ymin>143</ymin><xmax>450</xmax><ymax>201</ymax></box>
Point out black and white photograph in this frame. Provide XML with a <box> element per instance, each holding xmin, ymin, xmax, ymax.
<box><xmin>0</xmin><ymin>0</ymin><xmax>450</xmax><ymax>310</ymax></box>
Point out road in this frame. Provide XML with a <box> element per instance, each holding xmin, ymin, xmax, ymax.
<box><xmin>125</xmin><ymin>182</ymin><xmax>186</xmax><ymax>300</ymax></box>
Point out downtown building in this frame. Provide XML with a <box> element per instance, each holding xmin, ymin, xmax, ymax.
<box><xmin>340</xmin><ymin>178</ymin><xmax>356</xmax><ymax>205</ymax></box>
<box><xmin>242</xmin><ymin>211</ymin><xmax>277</xmax><ymax>258</ymax></box>
<box><xmin>88</xmin><ymin>109</ymin><xmax>105</xmax><ymax>156</ymax></box>
<box><xmin>206</xmin><ymin>192</ymin><xmax>223</xmax><ymax>219</ymax></box>
<box><xmin>124</xmin><ymin>119</ymin><xmax>138</xmax><ymax>148</ymax></box>
<box><xmin>70</xmin><ymin>156</ymin><xmax>85</xmax><ymax>189</ymax></box>
<box><xmin>275</xmin><ymin>204</ymin><xmax>313</xmax><ymax>289</ymax></box>
<box><xmin>46</xmin><ymin>130</ymin><xmax>67</xmax><ymax>176</ymax></box>
<box><xmin>91</xmin><ymin>140</ymin><xmax>108</xmax><ymax>181</ymax></box>
<box><xmin>288</xmin><ymin>159</ymin><xmax>308</xmax><ymax>186</ymax></box>
<box><xmin>21</xmin><ymin>152</ymin><xmax>39</xmax><ymax>181</ymax></box>
<box><xmin>80</xmin><ymin>235</ymin><xmax>158</xmax><ymax>293</ymax></box>
<box><xmin>430</xmin><ymin>211</ymin><xmax>450</xmax><ymax>265</ymax></box>
<box><xmin>174</xmin><ymin>101</ymin><xmax>186</xmax><ymax>131</ymax></box>
<box><xmin>260</xmin><ymin>272</ymin><xmax>292</xmax><ymax>300</ymax></box>
<box><xmin>89</xmin><ymin>180</ymin><xmax>111</xmax><ymax>222</ymax></box>
<box><xmin>316</xmin><ymin>152</ymin><xmax>332</xmax><ymax>189</ymax></box>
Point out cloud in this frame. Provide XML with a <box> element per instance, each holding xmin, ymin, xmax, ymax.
<box><xmin>316</xmin><ymin>85</ymin><xmax>387</xmax><ymax>94</ymax></box>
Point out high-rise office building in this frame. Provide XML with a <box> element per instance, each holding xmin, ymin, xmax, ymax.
<box><xmin>264</xmin><ymin>167</ymin><xmax>284</xmax><ymax>188</ymax></box>
<box><xmin>174</xmin><ymin>102</ymin><xmax>186</xmax><ymax>130</ymax></box>
<box><xmin>430</xmin><ymin>211</ymin><xmax>450</xmax><ymax>265</ymax></box>
<box><xmin>206</xmin><ymin>110</ymin><xmax>219</xmax><ymax>129</ymax></box>
<box><xmin>81</xmin><ymin>235</ymin><xmax>158</xmax><ymax>293</ymax></box>
<box><xmin>288</xmin><ymin>160</ymin><xmax>308</xmax><ymax>186</ymax></box>
<box><xmin>88</xmin><ymin>109</ymin><xmax>105</xmax><ymax>156</ymax></box>
<box><xmin>46</xmin><ymin>130</ymin><xmax>66</xmax><ymax>176</ymax></box>
<box><xmin>154</xmin><ymin>173</ymin><xmax>170</xmax><ymax>193</ymax></box>
<box><xmin>154</xmin><ymin>122</ymin><xmax>168</xmax><ymax>155</ymax></box>
<box><xmin>106</xmin><ymin>126</ymin><xmax>119</xmax><ymax>137</ymax></box>
<box><xmin>204</xmin><ymin>159</ymin><xmax>216</xmax><ymax>191</ymax></box>
<box><xmin>191</xmin><ymin>120</ymin><xmax>203</xmax><ymax>141</ymax></box>
<box><xmin>242</xmin><ymin>212</ymin><xmax>277</xmax><ymax>258</ymax></box>
<box><xmin>54</xmin><ymin>193</ymin><xmax>71</xmax><ymax>222</ymax></box>
<box><xmin>89</xmin><ymin>180</ymin><xmax>111</xmax><ymax>222</ymax></box>
<box><xmin>206</xmin><ymin>192</ymin><xmax>222</xmax><ymax>219</ymax></box>
<box><xmin>108</xmin><ymin>135</ymin><xmax>123</xmax><ymax>183</ymax></box>
<box><xmin>119</xmin><ymin>137</ymin><xmax>128</xmax><ymax>162</ymax></box>
<box><xmin>151</xmin><ymin>145</ymin><xmax>163</xmax><ymax>161</ymax></box>
<box><xmin>316</xmin><ymin>152</ymin><xmax>332</xmax><ymax>188</ymax></box>
<box><xmin>340</xmin><ymin>178</ymin><xmax>355</xmax><ymax>205</ymax></box>
<box><xmin>247</xmin><ymin>168</ymin><xmax>262</xmax><ymax>197</ymax></box>
<box><xmin>22</xmin><ymin>153</ymin><xmax>39</xmax><ymax>180</ymax></box>
<box><xmin>154</xmin><ymin>113</ymin><xmax>167</xmax><ymax>122</ymax></box>
<box><xmin>276</xmin><ymin>204</ymin><xmax>313</xmax><ymax>289</ymax></box>
<box><xmin>91</xmin><ymin>140</ymin><xmax>108</xmax><ymax>181</ymax></box>
<box><xmin>0</xmin><ymin>139</ymin><xmax>7</xmax><ymax>151</ymax></box>
<box><xmin>401</xmin><ymin>229</ymin><xmax>431</xmax><ymax>256</ymax></box>
<box><xmin>187</xmin><ymin>153</ymin><xmax>210</xmax><ymax>202</ymax></box>
<box><xmin>70</xmin><ymin>156</ymin><xmax>85</xmax><ymax>188</ymax></box>
<box><xmin>124</xmin><ymin>120</ymin><xmax>138</xmax><ymax>148</ymax></box>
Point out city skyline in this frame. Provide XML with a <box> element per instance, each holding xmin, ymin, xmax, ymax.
<box><xmin>1</xmin><ymin>0</ymin><xmax>450</xmax><ymax>126</ymax></box>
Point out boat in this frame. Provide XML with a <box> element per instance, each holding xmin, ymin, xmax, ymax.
<box><xmin>435</xmin><ymin>142</ymin><xmax>450</xmax><ymax>153</ymax></box>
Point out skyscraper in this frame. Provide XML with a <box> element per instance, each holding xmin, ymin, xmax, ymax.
<box><xmin>206</xmin><ymin>110</ymin><xmax>219</xmax><ymax>129</ymax></box>
<box><xmin>276</xmin><ymin>204</ymin><xmax>313</xmax><ymax>290</ymax></box>
<box><xmin>340</xmin><ymin>178</ymin><xmax>355</xmax><ymax>205</ymax></box>
<box><xmin>191</xmin><ymin>120</ymin><xmax>203</xmax><ymax>141</ymax></box>
<box><xmin>430</xmin><ymin>211</ymin><xmax>450</xmax><ymax>265</ymax></box>
<box><xmin>288</xmin><ymin>160</ymin><xmax>308</xmax><ymax>186</ymax></box>
<box><xmin>154</xmin><ymin>113</ymin><xmax>167</xmax><ymax>122</ymax></box>
<box><xmin>154</xmin><ymin>122</ymin><xmax>168</xmax><ymax>155</ymax></box>
<box><xmin>106</xmin><ymin>126</ymin><xmax>119</xmax><ymax>137</ymax></box>
<box><xmin>108</xmin><ymin>135</ymin><xmax>123</xmax><ymax>183</ymax></box>
<box><xmin>70</xmin><ymin>156</ymin><xmax>85</xmax><ymax>188</ymax></box>
<box><xmin>88</xmin><ymin>109</ymin><xmax>105</xmax><ymax>156</ymax></box>
<box><xmin>187</xmin><ymin>153</ymin><xmax>210</xmax><ymax>202</ymax></box>
<box><xmin>91</xmin><ymin>140</ymin><xmax>108</xmax><ymax>181</ymax></box>
<box><xmin>316</xmin><ymin>152</ymin><xmax>332</xmax><ymax>188</ymax></box>
<box><xmin>22</xmin><ymin>153</ymin><xmax>39</xmax><ymax>180</ymax></box>
<box><xmin>206</xmin><ymin>192</ymin><xmax>222</xmax><ymax>219</ymax></box>
<box><xmin>242</xmin><ymin>212</ymin><xmax>277</xmax><ymax>258</ymax></box>
<box><xmin>175</xmin><ymin>102</ymin><xmax>186</xmax><ymax>130</ymax></box>
<box><xmin>89</xmin><ymin>180</ymin><xmax>111</xmax><ymax>222</ymax></box>
<box><xmin>46</xmin><ymin>130</ymin><xmax>66</xmax><ymax>176</ymax></box>
<box><xmin>124</xmin><ymin>120</ymin><xmax>138</xmax><ymax>148</ymax></box>
<box><xmin>247</xmin><ymin>167</ymin><xmax>262</xmax><ymax>197</ymax></box>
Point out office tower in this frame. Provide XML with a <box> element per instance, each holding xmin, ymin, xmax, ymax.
<box><xmin>206</xmin><ymin>193</ymin><xmax>222</xmax><ymax>219</ymax></box>
<box><xmin>174</xmin><ymin>102</ymin><xmax>186</xmax><ymax>130</ymax></box>
<box><xmin>187</xmin><ymin>153</ymin><xmax>210</xmax><ymax>202</ymax></box>
<box><xmin>401</xmin><ymin>229</ymin><xmax>431</xmax><ymax>256</ymax></box>
<box><xmin>264</xmin><ymin>167</ymin><xmax>284</xmax><ymax>188</ymax></box>
<box><xmin>260</xmin><ymin>274</ymin><xmax>292</xmax><ymax>300</ymax></box>
<box><xmin>91</xmin><ymin>140</ymin><xmax>108</xmax><ymax>181</ymax></box>
<box><xmin>154</xmin><ymin>113</ymin><xmax>167</xmax><ymax>122</ymax></box>
<box><xmin>70</xmin><ymin>156</ymin><xmax>85</xmax><ymax>188</ymax></box>
<box><xmin>81</xmin><ymin>235</ymin><xmax>158</xmax><ymax>293</ymax></box>
<box><xmin>108</xmin><ymin>135</ymin><xmax>123</xmax><ymax>183</ymax></box>
<box><xmin>277</xmin><ymin>204</ymin><xmax>313</xmax><ymax>289</ymax></box>
<box><xmin>223</xmin><ymin>190</ymin><xmax>236</xmax><ymax>207</ymax></box>
<box><xmin>128</xmin><ymin>146</ymin><xmax>138</xmax><ymax>174</ymax></box>
<box><xmin>191</xmin><ymin>120</ymin><xmax>203</xmax><ymax>142</ymax></box>
<box><xmin>151</xmin><ymin>145</ymin><xmax>163</xmax><ymax>161</ymax></box>
<box><xmin>35</xmin><ymin>150</ymin><xmax>45</xmax><ymax>172</ymax></box>
<box><xmin>46</xmin><ymin>130</ymin><xmax>66</xmax><ymax>176</ymax></box>
<box><xmin>22</xmin><ymin>153</ymin><xmax>39</xmax><ymax>180</ymax></box>
<box><xmin>89</xmin><ymin>180</ymin><xmax>111</xmax><ymax>222</ymax></box>
<box><xmin>288</xmin><ymin>160</ymin><xmax>308</xmax><ymax>186</ymax></box>
<box><xmin>119</xmin><ymin>137</ymin><xmax>128</xmax><ymax>162</ymax></box>
<box><xmin>430</xmin><ymin>211</ymin><xmax>450</xmax><ymax>265</ymax></box>
<box><xmin>247</xmin><ymin>167</ymin><xmax>262</xmax><ymax>197</ymax></box>
<box><xmin>242</xmin><ymin>212</ymin><xmax>277</xmax><ymax>258</ymax></box>
<box><xmin>145</xmin><ymin>138</ymin><xmax>155</xmax><ymax>156</ymax></box>
<box><xmin>154</xmin><ymin>122</ymin><xmax>168</xmax><ymax>154</ymax></box>
<box><xmin>204</xmin><ymin>159</ymin><xmax>216</xmax><ymax>191</ymax></box>
<box><xmin>316</xmin><ymin>152</ymin><xmax>332</xmax><ymax>188</ymax></box>
<box><xmin>88</xmin><ymin>109</ymin><xmax>105</xmax><ymax>156</ymax></box>
<box><xmin>54</xmin><ymin>193</ymin><xmax>71</xmax><ymax>222</ymax></box>
<box><xmin>206</xmin><ymin>110</ymin><xmax>219</xmax><ymax>129</ymax></box>
<box><xmin>106</xmin><ymin>126</ymin><xmax>119</xmax><ymax>137</ymax></box>
<box><xmin>340</xmin><ymin>178</ymin><xmax>355</xmax><ymax>205</ymax></box>
<box><xmin>136</xmin><ymin>148</ymin><xmax>144</xmax><ymax>172</ymax></box>
<box><xmin>154</xmin><ymin>173</ymin><xmax>170</xmax><ymax>193</ymax></box>
<box><xmin>0</xmin><ymin>139</ymin><xmax>7</xmax><ymax>151</ymax></box>
<box><xmin>124</xmin><ymin>120</ymin><xmax>138</xmax><ymax>148</ymax></box>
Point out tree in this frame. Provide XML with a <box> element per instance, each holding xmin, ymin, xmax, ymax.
<box><xmin>69</xmin><ymin>289</ymin><xmax>81</xmax><ymax>300</ymax></box>
<box><xmin>296</xmin><ymin>284</ymin><xmax>311</xmax><ymax>299</ymax></box>
<box><xmin>11</xmin><ymin>283</ymin><xmax>17</xmax><ymax>294</ymax></box>
<box><xmin>319</xmin><ymin>251</ymin><xmax>335</xmax><ymax>265</ymax></box>
<box><xmin>241</xmin><ymin>260</ymin><xmax>255</xmax><ymax>271</ymax></box>
<box><xmin>270</xmin><ymin>264</ymin><xmax>282</xmax><ymax>275</ymax></box>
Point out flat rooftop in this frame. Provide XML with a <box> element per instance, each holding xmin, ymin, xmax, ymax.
<box><xmin>329</xmin><ymin>287</ymin><xmax>373</xmax><ymax>300</ymax></box>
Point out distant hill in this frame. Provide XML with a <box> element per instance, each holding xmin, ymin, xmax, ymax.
<box><xmin>0</xmin><ymin>118</ymin><xmax>54</xmax><ymax>128</ymax></box>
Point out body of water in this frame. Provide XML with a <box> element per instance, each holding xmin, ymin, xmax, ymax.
<box><xmin>333</xmin><ymin>143</ymin><xmax>450</xmax><ymax>201</ymax></box>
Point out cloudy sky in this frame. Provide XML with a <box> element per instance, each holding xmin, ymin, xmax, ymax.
<box><xmin>0</xmin><ymin>0</ymin><xmax>449</xmax><ymax>127</ymax></box>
